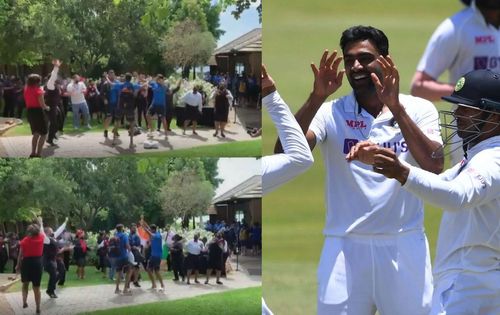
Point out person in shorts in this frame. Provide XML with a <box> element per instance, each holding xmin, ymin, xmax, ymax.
<box><xmin>114</xmin><ymin>224</ymin><xmax>132</xmax><ymax>295</ymax></box>
<box><xmin>141</xmin><ymin>222</ymin><xmax>165</xmax><ymax>292</ymax></box>
<box><xmin>23</xmin><ymin>74</ymin><xmax>50</xmax><ymax>157</ymax></box>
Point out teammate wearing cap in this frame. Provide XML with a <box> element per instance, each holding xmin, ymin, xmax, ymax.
<box><xmin>275</xmin><ymin>26</ymin><xmax>443</xmax><ymax>314</ymax></box>
<box><xmin>411</xmin><ymin>0</ymin><xmax>500</xmax><ymax>164</ymax></box>
<box><xmin>349</xmin><ymin>69</ymin><xmax>500</xmax><ymax>315</ymax></box>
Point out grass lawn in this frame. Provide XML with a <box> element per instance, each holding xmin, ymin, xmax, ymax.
<box><xmin>2</xmin><ymin>112</ymin><xmax>261</xmax><ymax>156</ymax></box>
<box><xmin>6</xmin><ymin>262</ymin><xmax>177</xmax><ymax>293</ymax></box>
<box><xmin>80</xmin><ymin>287</ymin><xmax>261</xmax><ymax>315</ymax></box>
<box><xmin>263</xmin><ymin>1</ymin><xmax>460</xmax><ymax>314</ymax></box>
<box><xmin>137</xmin><ymin>139</ymin><xmax>261</xmax><ymax>157</ymax></box>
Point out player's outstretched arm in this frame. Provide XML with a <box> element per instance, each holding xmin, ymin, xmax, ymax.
<box><xmin>274</xmin><ymin>49</ymin><xmax>344</xmax><ymax>153</ymax></box>
<box><xmin>261</xmin><ymin>64</ymin><xmax>314</xmax><ymax>194</ymax></box>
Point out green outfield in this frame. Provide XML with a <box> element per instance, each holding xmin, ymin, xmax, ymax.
<box><xmin>263</xmin><ymin>1</ymin><xmax>462</xmax><ymax>314</ymax></box>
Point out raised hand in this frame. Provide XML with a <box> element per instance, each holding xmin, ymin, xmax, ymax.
<box><xmin>52</xmin><ymin>59</ymin><xmax>62</xmax><ymax>67</ymax></box>
<box><xmin>261</xmin><ymin>64</ymin><xmax>276</xmax><ymax>98</ymax></box>
<box><xmin>371</xmin><ymin>55</ymin><xmax>401</xmax><ymax>112</ymax></box>
<box><xmin>345</xmin><ymin>140</ymin><xmax>379</xmax><ymax>165</ymax></box>
<box><xmin>311</xmin><ymin>50</ymin><xmax>344</xmax><ymax>98</ymax></box>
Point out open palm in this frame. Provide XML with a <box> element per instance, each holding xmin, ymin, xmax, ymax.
<box><xmin>311</xmin><ymin>50</ymin><xmax>344</xmax><ymax>98</ymax></box>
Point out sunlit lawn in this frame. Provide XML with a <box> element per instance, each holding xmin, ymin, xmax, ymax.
<box><xmin>263</xmin><ymin>0</ymin><xmax>460</xmax><ymax>314</ymax></box>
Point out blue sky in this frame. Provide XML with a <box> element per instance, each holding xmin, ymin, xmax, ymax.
<box><xmin>217</xmin><ymin>2</ymin><xmax>261</xmax><ymax>47</ymax></box>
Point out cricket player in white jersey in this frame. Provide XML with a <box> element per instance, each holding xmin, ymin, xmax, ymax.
<box><xmin>261</xmin><ymin>64</ymin><xmax>314</xmax><ymax>314</ymax></box>
<box><xmin>411</xmin><ymin>0</ymin><xmax>500</xmax><ymax>164</ymax></box>
<box><xmin>275</xmin><ymin>26</ymin><xmax>444</xmax><ymax>314</ymax></box>
<box><xmin>351</xmin><ymin>69</ymin><xmax>500</xmax><ymax>315</ymax></box>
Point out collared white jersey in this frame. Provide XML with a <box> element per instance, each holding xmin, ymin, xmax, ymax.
<box><xmin>262</xmin><ymin>91</ymin><xmax>313</xmax><ymax>194</ymax></box>
<box><xmin>417</xmin><ymin>1</ymin><xmax>500</xmax><ymax>85</ymax></box>
<box><xmin>404</xmin><ymin>136</ymin><xmax>500</xmax><ymax>281</ymax></box>
<box><xmin>309</xmin><ymin>93</ymin><xmax>442</xmax><ymax>236</ymax></box>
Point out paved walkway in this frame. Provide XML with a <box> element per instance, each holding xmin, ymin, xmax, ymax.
<box><xmin>0</xmin><ymin>108</ymin><xmax>261</xmax><ymax>158</ymax></box>
<box><xmin>2</xmin><ymin>257</ymin><xmax>261</xmax><ymax>315</ymax></box>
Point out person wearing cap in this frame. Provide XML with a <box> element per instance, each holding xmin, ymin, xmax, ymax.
<box><xmin>411</xmin><ymin>0</ymin><xmax>500</xmax><ymax>164</ymax></box>
<box><xmin>349</xmin><ymin>69</ymin><xmax>500</xmax><ymax>315</ymax></box>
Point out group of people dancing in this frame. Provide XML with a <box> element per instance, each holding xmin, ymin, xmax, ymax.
<box><xmin>9</xmin><ymin>216</ymin><xmax>233</xmax><ymax>314</ymax></box>
<box><xmin>4</xmin><ymin>59</ymin><xmax>238</xmax><ymax>157</ymax></box>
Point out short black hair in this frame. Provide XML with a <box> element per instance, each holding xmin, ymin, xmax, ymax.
<box><xmin>125</xmin><ymin>73</ymin><xmax>132</xmax><ymax>81</ymax></box>
<box><xmin>27</xmin><ymin>74</ymin><xmax>41</xmax><ymax>87</ymax></box>
<box><xmin>150</xmin><ymin>224</ymin><xmax>157</xmax><ymax>231</ymax></box>
<box><xmin>340</xmin><ymin>26</ymin><xmax>389</xmax><ymax>57</ymax></box>
<box><xmin>116</xmin><ymin>224</ymin><xmax>124</xmax><ymax>232</ymax></box>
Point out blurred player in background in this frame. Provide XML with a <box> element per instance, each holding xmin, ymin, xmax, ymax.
<box><xmin>411</xmin><ymin>0</ymin><xmax>500</xmax><ymax>163</ymax></box>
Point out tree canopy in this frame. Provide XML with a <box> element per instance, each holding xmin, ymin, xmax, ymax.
<box><xmin>0</xmin><ymin>0</ymin><xmax>258</xmax><ymax>77</ymax></box>
<box><xmin>0</xmin><ymin>157</ymin><xmax>221</xmax><ymax>233</ymax></box>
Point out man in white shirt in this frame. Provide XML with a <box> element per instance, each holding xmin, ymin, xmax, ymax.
<box><xmin>353</xmin><ymin>69</ymin><xmax>500</xmax><ymax>315</ymax></box>
<box><xmin>66</xmin><ymin>75</ymin><xmax>91</xmax><ymax>129</ymax></box>
<box><xmin>181</xmin><ymin>86</ymin><xmax>203</xmax><ymax>135</ymax></box>
<box><xmin>411</xmin><ymin>0</ymin><xmax>500</xmax><ymax>164</ymax></box>
<box><xmin>275</xmin><ymin>26</ymin><xmax>443</xmax><ymax>314</ymax></box>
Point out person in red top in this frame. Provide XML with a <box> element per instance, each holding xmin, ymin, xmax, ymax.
<box><xmin>16</xmin><ymin>216</ymin><xmax>46</xmax><ymax>314</ymax></box>
<box><xmin>24</xmin><ymin>74</ymin><xmax>50</xmax><ymax>158</ymax></box>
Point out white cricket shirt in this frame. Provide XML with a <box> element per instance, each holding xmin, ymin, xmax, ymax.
<box><xmin>405</xmin><ymin>135</ymin><xmax>500</xmax><ymax>281</ymax></box>
<box><xmin>262</xmin><ymin>91</ymin><xmax>313</xmax><ymax>194</ymax></box>
<box><xmin>309</xmin><ymin>93</ymin><xmax>442</xmax><ymax>236</ymax></box>
<box><xmin>417</xmin><ymin>1</ymin><xmax>500</xmax><ymax>85</ymax></box>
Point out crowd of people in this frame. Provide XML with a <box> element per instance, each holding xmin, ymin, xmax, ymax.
<box><xmin>205</xmin><ymin>72</ymin><xmax>260</xmax><ymax>107</ymax></box>
<box><xmin>204</xmin><ymin>220</ymin><xmax>262</xmax><ymax>256</ymax></box>
<box><xmin>0</xmin><ymin>215</ymin><xmax>251</xmax><ymax>314</ymax></box>
<box><xmin>0</xmin><ymin>61</ymin><xmax>249</xmax><ymax>157</ymax></box>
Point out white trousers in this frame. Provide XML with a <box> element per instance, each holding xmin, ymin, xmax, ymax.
<box><xmin>430</xmin><ymin>271</ymin><xmax>500</xmax><ymax>315</ymax></box>
<box><xmin>317</xmin><ymin>231</ymin><xmax>433</xmax><ymax>315</ymax></box>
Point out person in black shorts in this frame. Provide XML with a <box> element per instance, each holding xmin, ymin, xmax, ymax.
<box><xmin>73</xmin><ymin>229</ymin><xmax>88</xmax><ymax>280</ymax></box>
<box><xmin>17</xmin><ymin>217</ymin><xmax>45</xmax><ymax>314</ymax></box>
<box><xmin>205</xmin><ymin>233</ymin><xmax>224</xmax><ymax>285</ymax></box>
<box><xmin>114</xmin><ymin>224</ymin><xmax>132</xmax><ymax>295</ymax></box>
<box><xmin>23</xmin><ymin>74</ymin><xmax>50</xmax><ymax>157</ymax></box>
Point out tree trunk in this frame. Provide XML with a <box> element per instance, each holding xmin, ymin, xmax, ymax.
<box><xmin>192</xmin><ymin>216</ymin><xmax>196</xmax><ymax>229</ymax></box>
<box><xmin>192</xmin><ymin>64</ymin><xmax>196</xmax><ymax>80</ymax></box>
<box><xmin>182</xmin><ymin>215</ymin><xmax>190</xmax><ymax>229</ymax></box>
<box><xmin>182</xmin><ymin>65</ymin><xmax>190</xmax><ymax>79</ymax></box>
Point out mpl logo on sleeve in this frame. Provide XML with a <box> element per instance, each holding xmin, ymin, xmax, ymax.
<box><xmin>343</xmin><ymin>138</ymin><xmax>359</xmax><ymax>154</ymax></box>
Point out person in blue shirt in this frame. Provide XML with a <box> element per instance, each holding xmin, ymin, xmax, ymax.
<box><xmin>141</xmin><ymin>221</ymin><xmax>165</xmax><ymax>292</ymax></box>
<box><xmin>114</xmin><ymin>224</ymin><xmax>132</xmax><ymax>295</ymax></box>
<box><xmin>116</xmin><ymin>73</ymin><xmax>139</xmax><ymax>148</ymax></box>
<box><xmin>102</xmin><ymin>70</ymin><xmax>122</xmax><ymax>139</ymax></box>
<box><xmin>146</xmin><ymin>74</ymin><xmax>169</xmax><ymax>138</ymax></box>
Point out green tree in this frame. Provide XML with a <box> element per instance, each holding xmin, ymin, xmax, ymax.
<box><xmin>161</xmin><ymin>18</ymin><xmax>216</xmax><ymax>78</ymax></box>
<box><xmin>160</xmin><ymin>170</ymin><xmax>215</xmax><ymax>229</ymax></box>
